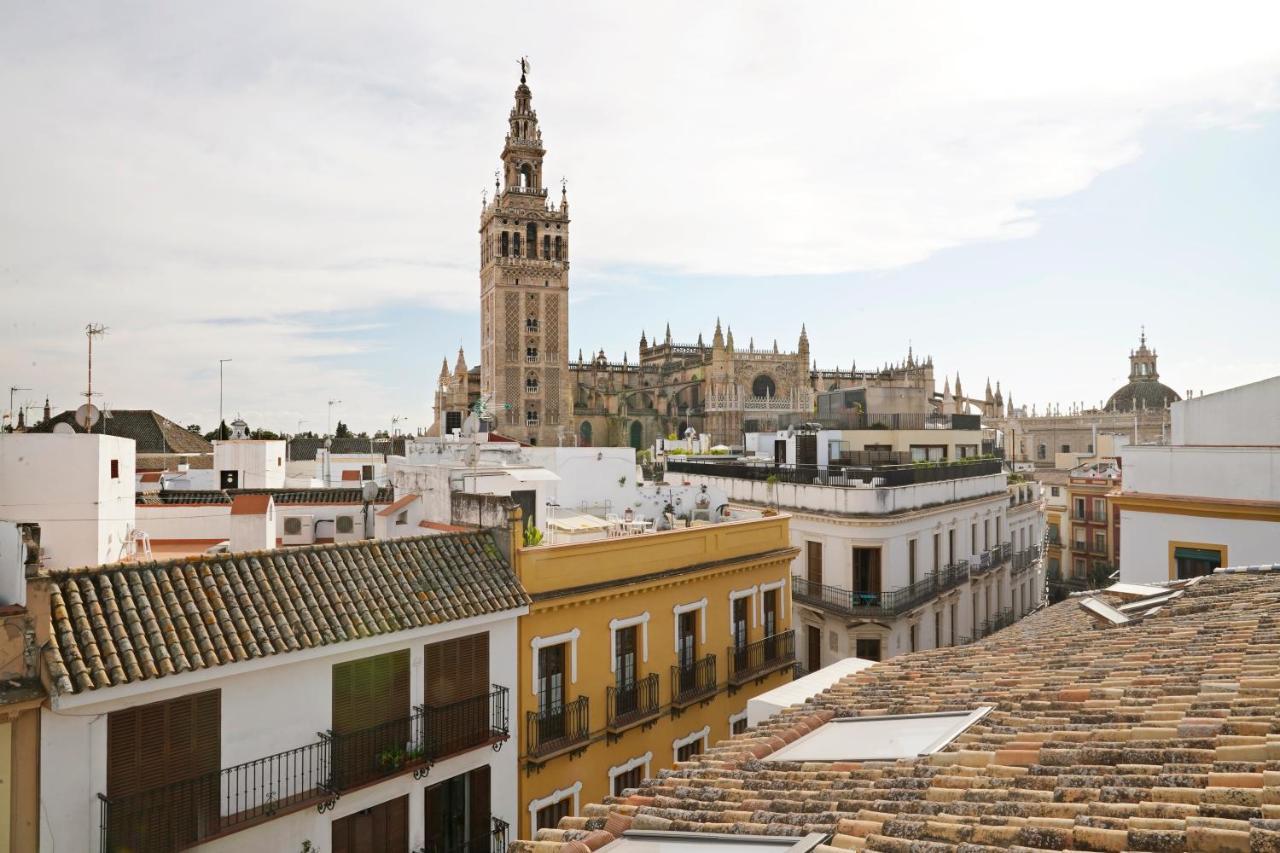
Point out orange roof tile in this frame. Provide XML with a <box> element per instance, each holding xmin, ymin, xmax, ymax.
<box><xmin>376</xmin><ymin>493</ymin><xmax>419</xmax><ymax>517</ymax></box>
<box><xmin>229</xmin><ymin>494</ymin><xmax>272</xmax><ymax>516</ymax></box>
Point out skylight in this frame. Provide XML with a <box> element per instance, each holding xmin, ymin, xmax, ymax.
<box><xmin>1079</xmin><ymin>596</ymin><xmax>1131</xmax><ymax>625</ymax></box>
<box><xmin>597</xmin><ymin>831</ymin><xmax>828</xmax><ymax>853</ymax></box>
<box><xmin>761</xmin><ymin>707</ymin><xmax>992</xmax><ymax>763</ymax></box>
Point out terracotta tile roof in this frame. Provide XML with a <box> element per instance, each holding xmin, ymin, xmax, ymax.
<box><xmin>229</xmin><ymin>494</ymin><xmax>272</xmax><ymax>516</ymax></box>
<box><xmin>135</xmin><ymin>487</ymin><xmax>395</xmax><ymax>506</ymax></box>
<box><xmin>376</xmin><ymin>494</ymin><xmax>420</xmax><ymax>517</ymax></box>
<box><xmin>519</xmin><ymin>568</ymin><xmax>1280</xmax><ymax>852</ymax></box>
<box><xmin>43</xmin><ymin>532</ymin><xmax>529</xmax><ymax>696</ymax></box>
<box><xmin>32</xmin><ymin>409</ymin><xmax>213</xmax><ymax>455</ymax></box>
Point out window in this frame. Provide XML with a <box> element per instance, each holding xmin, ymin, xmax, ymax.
<box><xmin>395</xmin><ymin>511</ymin><xmax>407</xmax><ymax>526</ymax></box>
<box><xmin>535</xmin><ymin>794</ymin><xmax>573</xmax><ymax>834</ymax></box>
<box><xmin>1050</xmin><ymin>486</ymin><xmax>1060</xmax><ymax>497</ymax></box>
<box><xmin>731</xmin><ymin>596</ymin><xmax>749</xmax><ymax>667</ymax></box>
<box><xmin>526</xmin><ymin>375</ymin><xmax>540</xmax><ymax>392</ymax></box>
<box><xmin>526</xmin><ymin>346</ymin><xmax>538</xmax><ymax>361</ymax></box>
<box><xmin>983</xmin><ymin>520</ymin><xmax>990</xmax><ymax>550</ymax></box>
<box><xmin>107</xmin><ymin>691</ymin><xmax>221</xmax><ymax>849</ymax></box>
<box><xmin>732</xmin><ymin>716</ymin><xmax>748</xmax><ymax>735</ymax></box>
<box><xmin>1073</xmin><ymin>557</ymin><xmax>1086</xmax><ymax>577</ymax></box>
<box><xmin>855</xmin><ymin>638</ymin><xmax>881</xmax><ymax>661</ymax></box>
<box><xmin>526</xmin><ymin>223</ymin><xmax>537</xmax><ymax>257</ymax></box>
<box><xmin>110</xmin><ymin>459</ymin><xmax>120</xmax><ymax>479</ymax></box>
<box><xmin>1073</xmin><ymin>498</ymin><xmax>1086</xmax><ymax>520</ymax></box>
<box><xmin>932</xmin><ymin>533</ymin><xmax>940</xmax><ymax>571</ymax></box>
<box><xmin>910</xmin><ymin>445</ymin><xmax>946</xmax><ymax>462</ymax></box>
<box><xmin>1174</xmin><ymin>546</ymin><xmax>1223</xmax><ymax>579</ymax></box>
<box><xmin>1061</xmin><ymin>444</ymin><xmax>1070</xmax><ymax>453</ymax></box>
<box><xmin>513</xmin><ymin>233</ymin><xmax>522</xmax><ymax>255</ymax></box>
<box><xmin>933</xmin><ymin>612</ymin><xmax>941</xmax><ymax>649</ymax></box>
<box><xmin>907</xmin><ymin>539</ymin><xmax>917</xmax><ymax>586</ymax></box>
<box><xmin>615</xmin><ymin>624</ymin><xmax>638</xmax><ymax>712</ymax></box>
<box><xmin>751</xmin><ymin>374</ymin><xmax>776</xmax><ymax>399</ymax></box>
<box><xmin>909</xmin><ymin>623</ymin><xmax>917</xmax><ymax>652</ymax></box>
<box><xmin>970</xmin><ymin>523</ymin><xmax>977</xmax><ymax>556</ymax></box>
<box><xmin>536</xmin><ymin>643</ymin><xmax>567</xmax><ymax>741</ymax></box>
<box><xmin>947</xmin><ymin>529</ymin><xmax>955</xmax><ymax>565</ymax></box>
<box><xmin>677</xmin><ymin>610</ymin><xmax>697</xmax><ymax>673</ymax></box>
<box><xmin>1092</xmin><ymin>498</ymin><xmax>1106</xmax><ymax>520</ymax></box>
<box><xmin>333</xmin><ymin>651</ymin><xmax>409</xmax><ymax>786</ymax></box>
<box><xmin>1093</xmin><ymin>530</ymin><xmax>1106</xmax><ymax>554</ymax></box>
<box><xmin>613</xmin><ymin>763</ymin><xmax>644</xmax><ymax>796</ymax></box>
<box><xmin>542</xmin><ymin>234</ymin><xmax>551</xmax><ymax>259</ymax></box>
<box><xmin>949</xmin><ymin>603</ymin><xmax>957</xmax><ymax>646</ymax></box>
<box><xmin>1037</xmin><ymin>444</ymin><xmax>1046</xmax><ymax>460</ymax></box>
<box><xmin>674</xmin><ymin>727</ymin><xmax>708</xmax><ymax>763</ymax></box>
<box><xmin>425</xmin><ymin>631</ymin><xmax>489</xmax><ymax>706</ymax></box>
<box><xmin>425</xmin><ymin>767</ymin><xmax>489</xmax><ymax>853</ymax></box>
<box><xmin>361</xmin><ymin>464</ymin><xmax>374</xmax><ymax>481</ymax></box>
<box><xmin>851</xmin><ymin>548</ymin><xmax>881</xmax><ymax>593</ymax></box>
<box><xmin>762</xmin><ymin>708</ymin><xmax>992</xmax><ymax>763</ymax></box>
<box><xmin>501</xmin><ymin>232</ymin><xmax>509</xmax><ymax>256</ymax></box>
<box><xmin>554</xmin><ymin>235</ymin><xmax>563</xmax><ymax>260</ymax></box>
<box><xmin>526</xmin><ymin>410</ymin><xmax>539</xmax><ymax>425</ymax></box>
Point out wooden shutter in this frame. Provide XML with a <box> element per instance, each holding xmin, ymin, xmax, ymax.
<box><xmin>107</xmin><ymin>690</ymin><xmax>221</xmax><ymax>797</ymax></box>
<box><xmin>425</xmin><ymin>632</ymin><xmax>489</xmax><ymax>706</ymax></box>
<box><xmin>469</xmin><ymin>764</ymin><xmax>491</xmax><ymax>843</ymax></box>
<box><xmin>332</xmin><ymin>649</ymin><xmax>410</xmax><ymax>734</ymax></box>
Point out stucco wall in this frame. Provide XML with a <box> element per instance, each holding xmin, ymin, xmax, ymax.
<box><xmin>1122</xmin><ymin>445</ymin><xmax>1280</xmax><ymax>502</ymax></box>
<box><xmin>1118</xmin><ymin>509</ymin><xmax>1280</xmax><ymax>584</ymax></box>
<box><xmin>682</xmin><ymin>471</ymin><xmax>1007</xmax><ymax>516</ymax></box>
<box><xmin>42</xmin><ymin>611</ymin><xmax>522</xmax><ymax>853</ymax></box>
<box><xmin>1172</xmin><ymin>376</ymin><xmax>1280</xmax><ymax>445</ymax></box>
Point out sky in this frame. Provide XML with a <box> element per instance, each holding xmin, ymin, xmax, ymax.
<box><xmin>1</xmin><ymin>2</ymin><xmax>1278</xmax><ymax>434</ymax></box>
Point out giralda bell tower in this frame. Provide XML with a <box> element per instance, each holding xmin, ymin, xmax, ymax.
<box><xmin>479</xmin><ymin>59</ymin><xmax>572</xmax><ymax>445</ymax></box>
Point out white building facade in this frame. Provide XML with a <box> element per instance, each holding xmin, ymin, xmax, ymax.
<box><xmin>39</xmin><ymin>533</ymin><xmax>529</xmax><ymax>853</ymax></box>
<box><xmin>1116</xmin><ymin>376</ymin><xmax>1280</xmax><ymax>584</ymax></box>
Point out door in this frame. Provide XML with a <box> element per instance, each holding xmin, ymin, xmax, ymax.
<box><xmin>762</xmin><ymin>589</ymin><xmax>779</xmax><ymax>660</ymax></box>
<box><xmin>855</xmin><ymin>638</ymin><xmax>881</xmax><ymax>662</ymax></box>
<box><xmin>332</xmin><ymin>651</ymin><xmax>410</xmax><ymax>790</ymax></box>
<box><xmin>806</xmin><ymin>625</ymin><xmax>821</xmax><ymax>673</ymax></box>
<box><xmin>424</xmin><ymin>632</ymin><xmax>490</xmax><ymax>756</ymax></box>
<box><xmin>511</xmin><ymin>489</ymin><xmax>537</xmax><ymax>530</ymax></box>
<box><xmin>731</xmin><ymin>597</ymin><xmax>749</xmax><ymax>673</ymax></box>
<box><xmin>537</xmin><ymin>644</ymin><xmax>566</xmax><ymax>743</ymax></box>
<box><xmin>773</xmin><ymin>439</ymin><xmax>787</xmax><ymax>464</ymax></box>
<box><xmin>424</xmin><ymin>766</ymin><xmax>490</xmax><ymax>853</ymax></box>
<box><xmin>852</xmin><ymin>548</ymin><xmax>881</xmax><ymax>595</ymax></box>
<box><xmin>806</xmin><ymin>541</ymin><xmax>823</xmax><ymax>586</ymax></box>
<box><xmin>331</xmin><ymin>794</ymin><xmax>408</xmax><ymax>853</ymax></box>
<box><xmin>615</xmin><ymin>626</ymin><xmax>638</xmax><ymax>717</ymax></box>
<box><xmin>677</xmin><ymin>611</ymin><xmax>697</xmax><ymax>692</ymax></box>
<box><xmin>795</xmin><ymin>433</ymin><xmax>817</xmax><ymax>467</ymax></box>
<box><xmin>219</xmin><ymin>470</ymin><xmax>238</xmax><ymax>489</ymax></box>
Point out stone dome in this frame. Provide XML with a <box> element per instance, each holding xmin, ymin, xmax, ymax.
<box><xmin>1105</xmin><ymin>379</ymin><xmax>1180</xmax><ymax>412</ymax></box>
<box><xmin>1106</xmin><ymin>330</ymin><xmax>1180</xmax><ymax>411</ymax></box>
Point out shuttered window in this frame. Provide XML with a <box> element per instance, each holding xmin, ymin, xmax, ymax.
<box><xmin>424</xmin><ymin>632</ymin><xmax>489</xmax><ymax>706</ymax></box>
<box><xmin>106</xmin><ymin>691</ymin><xmax>220</xmax><ymax>852</ymax></box>
<box><xmin>424</xmin><ymin>765</ymin><xmax>490</xmax><ymax>850</ymax></box>
<box><xmin>331</xmin><ymin>794</ymin><xmax>408</xmax><ymax>853</ymax></box>
<box><xmin>332</xmin><ymin>650</ymin><xmax>410</xmax><ymax>735</ymax></box>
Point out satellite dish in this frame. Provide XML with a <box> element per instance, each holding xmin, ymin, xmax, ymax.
<box><xmin>75</xmin><ymin>403</ymin><xmax>100</xmax><ymax>430</ymax></box>
<box><xmin>361</xmin><ymin>481</ymin><xmax>379</xmax><ymax>502</ymax></box>
<box><xmin>53</xmin><ymin>422</ymin><xmax>75</xmax><ymax>434</ymax></box>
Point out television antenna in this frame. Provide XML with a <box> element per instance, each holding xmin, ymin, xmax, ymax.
<box><xmin>82</xmin><ymin>323</ymin><xmax>108</xmax><ymax>409</ymax></box>
<box><xmin>327</xmin><ymin>399</ymin><xmax>342</xmax><ymax>436</ymax></box>
<box><xmin>6</xmin><ymin>386</ymin><xmax>29</xmax><ymax>431</ymax></box>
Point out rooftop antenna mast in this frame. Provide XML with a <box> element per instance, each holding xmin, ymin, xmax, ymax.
<box><xmin>7</xmin><ymin>386</ymin><xmax>29</xmax><ymax>432</ymax></box>
<box><xmin>327</xmin><ymin>399</ymin><xmax>342</xmax><ymax>437</ymax></box>
<box><xmin>84</xmin><ymin>323</ymin><xmax>107</xmax><ymax>406</ymax></box>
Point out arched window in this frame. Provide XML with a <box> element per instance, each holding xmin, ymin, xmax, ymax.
<box><xmin>629</xmin><ymin>421</ymin><xmax>644</xmax><ymax>451</ymax></box>
<box><xmin>579</xmin><ymin>421</ymin><xmax>592</xmax><ymax>447</ymax></box>
<box><xmin>751</xmin><ymin>374</ymin><xmax>776</xmax><ymax>399</ymax></box>
<box><xmin>500</xmin><ymin>232</ymin><xmax>509</xmax><ymax>256</ymax></box>
<box><xmin>526</xmin><ymin>223</ymin><xmax>537</xmax><ymax>258</ymax></box>
<box><xmin>554</xmin><ymin>236</ymin><xmax>563</xmax><ymax>260</ymax></box>
<box><xmin>519</xmin><ymin>164</ymin><xmax>532</xmax><ymax>188</ymax></box>
<box><xmin>1036</xmin><ymin>444</ymin><xmax>1046</xmax><ymax>460</ymax></box>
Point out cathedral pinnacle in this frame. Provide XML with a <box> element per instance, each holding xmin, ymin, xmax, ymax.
<box><xmin>712</xmin><ymin>318</ymin><xmax>724</xmax><ymax>349</ymax></box>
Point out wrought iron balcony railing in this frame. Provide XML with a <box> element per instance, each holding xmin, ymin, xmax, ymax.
<box><xmin>526</xmin><ymin>695</ymin><xmax>590</xmax><ymax>759</ymax></box>
<box><xmin>792</xmin><ymin>562</ymin><xmax>970</xmax><ymax>619</ymax></box>
<box><xmin>728</xmin><ymin>630</ymin><xmax>795</xmax><ymax>685</ymax></box>
<box><xmin>671</xmin><ymin>653</ymin><xmax>717</xmax><ymax>707</ymax></box>
<box><xmin>97</xmin><ymin>686</ymin><xmax>510</xmax><ymax>853</ymax></box>
<box><xmin>419</xmin><ymin>815</ymin><xmax>510</xmax><ymax>853</ymax></box>
<box><xmin>607</xmin><ymin>673</ymin><xmax>660</xmax><ymax>732</ymax></box>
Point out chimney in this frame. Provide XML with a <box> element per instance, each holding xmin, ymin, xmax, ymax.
<box><xmin>229</xmin><ymin>495</ymin><xmax>275</xmax><ymax>552</ymax></box>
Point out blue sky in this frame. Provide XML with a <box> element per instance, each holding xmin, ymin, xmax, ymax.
<box><xmin>1</xmin><ymin>3</ymin><xmax>1277</xmax><ymax>434</ymax></box>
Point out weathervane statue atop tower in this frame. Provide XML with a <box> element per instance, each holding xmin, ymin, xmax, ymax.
<box><xmin>519</xmin><ymin>56</ymin><xmax>529</xmax><ymax>82</ymax></box>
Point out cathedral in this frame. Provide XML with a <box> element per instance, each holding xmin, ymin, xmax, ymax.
<box><xmin>433</xmin><ymin>64</ymin><xmax>996</xmax><ymax>448</ymax></box>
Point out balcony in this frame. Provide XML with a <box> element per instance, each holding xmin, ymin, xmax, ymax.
<box><xmin>792</xmin><ymin>562</ymin><xmax>970</xmax><ymax>619</ymax></box>
<box><xmin>606</xmin><ymin>673</ymin><xmax>661</xmax><ymax>734</ymax></box>
<box><xmin>1010</xmin><ymin>545</ymin><xmax>1041</xmax><ymax>576</ymax></box>
<box><xmin>419</xmin><ymin>816</ymin><xmax>510</xmax><ymax>853</ymax></box>
<box><xmin>526</xmin><ymin>695</ymin><xmax>590</xmax><ymax>761</ymax></box>
<box><xmin>670</xmin><ymin>654</ymin><xmax>717</xmax><ymax>708</ymax></box>
<box><xmin>98</xmin><ymin>686</ymin><xmax>510</xmax><ymax>853</ymax></box>
<box><xmin>727</xmin><ymin>630</ymin><xmax>795</xmax><ymax>686</ymax></box>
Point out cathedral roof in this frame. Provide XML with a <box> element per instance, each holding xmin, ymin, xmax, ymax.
<box><xmin>1105</xmin><ymin>378</ymin><xmax>1181</xmax><ymax>411</ymax></box>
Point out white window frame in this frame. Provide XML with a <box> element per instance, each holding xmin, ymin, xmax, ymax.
<box><xmin>672</xmin><ymin>598</ymin><xmax>707</xmax><ymax>648</ymax></box>
<box><xmin>729</xmin><ymin>708</ymin><xmax>749</xmax><ymax>733</ymax></box>
<box><xmin>758</xmin><ymin>579</ymin><xmax>787</xmax><ymax>631</ymax></box>
<box><xmin>529</xmin><ymin>780</ymin><xmax>582</xmax><ymax>833</ymax></box>
<box><xmin>728</xmin><ymin>586</ymin><xmax>758</xmax><ymax>634</ymax></box>
<box><xmin>607</xmin><ymin>751</ymin><xmax>653</xmax><ymax>795</ymax></box>
<box><xmin>672</xmin><ymin>724</ymin><xmax>711</xmax><ymax>764</ymax></box>
<box><xmin>609</xmin><ymin>612</ymin><xmax>650</xmax><ymax>673</ymax></box>
<box><xmin>531</xmin><ymin>628</ymin><xmax>580</xmax><ymax>695</ymax></box>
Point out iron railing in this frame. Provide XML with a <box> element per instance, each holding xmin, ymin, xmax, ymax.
<box><xmin>792</xmin><ymin>562</ymin><xmax>970</xmax><ymax>618</ymax></box>
<box><xmin>666</xmin><ymin>458</ymin><xmax>1003</xmax><ymax>488</ymax></box>
<box><xmin>671</xmin><ymin>654</ymin><xmax>717</xmax><ymax>706</ymax></box>
<box><xmin>419</xmin><ymin>815</ymin><xmax>510</xmax><ymax>853</ymax></box>
<box><xmin>526</xmin><ymin>695</ymin><xmax>590</xmax><ymax>758</ymax></box>
<box><xmin>607</xmin><ymin>673</ymin><xmax>660</xmax><ymax>731</ymax></box>
<box><xmin>423</xmin><ymin>685</ymin><xmax>509</xmax><ymax>760</ymax></box>
<box><xmin>728</xmin><ymin>630</ymin><xmax>795</xmax><ymax>684</ymax></box>
<box><xmin>98</xmin><ymin>688</ymin><xmax>511</xmax><ymax>853</ymax></box>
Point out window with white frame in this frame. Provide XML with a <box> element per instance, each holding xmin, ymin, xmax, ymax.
<box><xmin>729</xmin><ymin>708</ymin><xmax>749</xmax><ymax>735</ymax></box>
<box><xmin>673</xmin><ymin>725</ymin><xmax>710</xmax><ymax>763</ymax></box>
<box><xmin>531</xmin><ymin>629</ymin><xmax>580</xmax><ymax>696</ymax></box>
<box><xmin>530</xmin><ymin>781</ymin><xmax>581</xmax><ymax>833</ymax></box>
<box><xmin>610</xmin><ymin>613</ymin><xmax>650</xmax><ymax>674</ymax></box>
<box><xmin>608</xmin><ymin>751</ymin><xmax>652</xmax><ymax>797</ymax></box>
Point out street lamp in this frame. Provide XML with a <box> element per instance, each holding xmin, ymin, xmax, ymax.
<box><xmin>218</xmin><ymin>359</ymin><xmax>232</xmax><ymax>440</ymax></box>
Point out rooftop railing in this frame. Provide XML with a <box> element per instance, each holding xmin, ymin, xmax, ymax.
<box><xmin>98</xmin><ymin>686</ymin><xmax>509</xmax><ymax>853</ymax></box>
<box><xmin>666</xmin><ymin>458</ymin><xmax>1003</xmax><ymax>488</ymax></box>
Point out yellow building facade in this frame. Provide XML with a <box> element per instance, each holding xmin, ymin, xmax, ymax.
<box><xmin>511</xmin><ymin>514</ymin><xmax>800</xmax><ymax>838</ymax></box>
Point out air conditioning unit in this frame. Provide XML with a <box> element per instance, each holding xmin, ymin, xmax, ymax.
<box><xmin>334</xmin><ymin>513</ymin><xmax>362</xmax><ymax>543</ymax></box>
<box><xmin>281</xmin><ymin>514</ymin><xmax>315</xmax><ymax>546</ymax></box>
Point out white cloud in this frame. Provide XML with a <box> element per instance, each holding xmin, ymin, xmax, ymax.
<box><xmin>0</xmin><ymin>2</ymin><xmax>1277</xmax><ymax>429</ymax></box>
